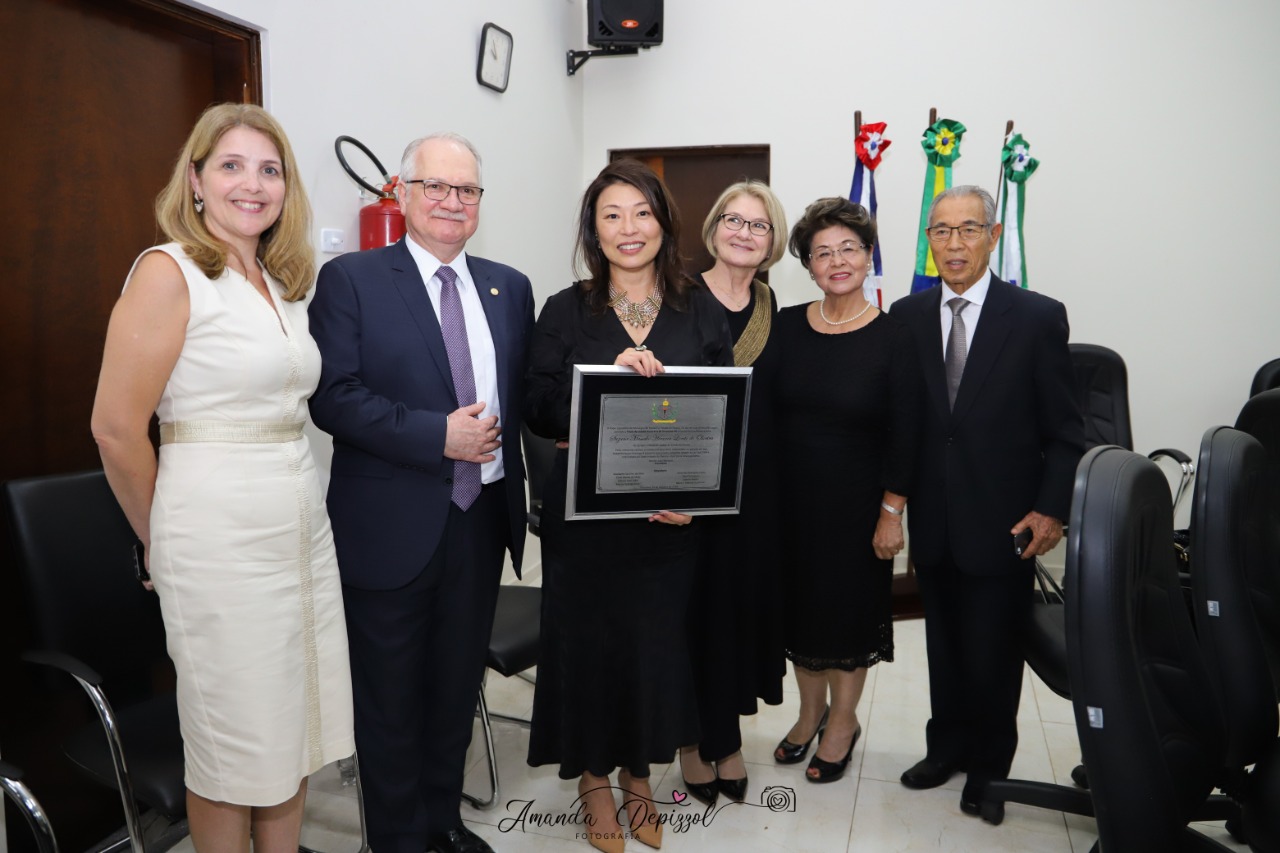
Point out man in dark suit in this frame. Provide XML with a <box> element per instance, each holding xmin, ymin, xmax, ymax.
<box><xmin>890</xmin><ymin>185</ymin><xmax>1084</xmax><ymax>825</ymax></box>
<box><xmin>309</xmin><ymin>132</ymin><xmax>534</xmax><ymax>853</ymax></box>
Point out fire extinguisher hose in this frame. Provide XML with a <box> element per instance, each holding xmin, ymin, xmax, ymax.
<box><xmin>335</xmin><ymin>136</ymin><xmax>395</xmax><ymax>198</ymax></box>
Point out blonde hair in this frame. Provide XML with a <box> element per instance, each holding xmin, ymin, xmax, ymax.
<box><xmin>701</xmin><ymin>180</ymin><xmax>788</xmax><ymax>271</ymax></box>
<box><xmin>154</xmin><ymin>103</ymin><xmax>315</xmax><ymax>301</ymax></box>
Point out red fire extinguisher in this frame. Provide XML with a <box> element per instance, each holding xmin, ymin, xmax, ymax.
<box><xmin>335</xmin><ymin>135</ymin><xmax>406</xmax><ymax>250</ymax></box>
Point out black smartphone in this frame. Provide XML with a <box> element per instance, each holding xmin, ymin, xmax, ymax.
<box><xmin>132</xmin><ymin>540</ymin><xmax>150</xmax><ymax>584</ymax></box>
<box><xmin>1013</xmin><ymin>528</ymin><xmax>1034</xmax><ymax>556</ymax></box>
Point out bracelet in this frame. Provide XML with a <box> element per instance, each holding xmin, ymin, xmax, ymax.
<box><xmin>880</xmin><ymin>501</ymin><xmax>904</xmax><ymax>516</ymax></box>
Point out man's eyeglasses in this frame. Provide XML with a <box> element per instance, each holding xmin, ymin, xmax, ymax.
<box><xmin>404</xmin><ymin>180</ymin><xmax>484</xmax><ymax>205</ymax></box>
<box><xmin>719</xmin><ymin>214</ymin><xmax>773</xmax><ymax>236</ymax></box>
<box><xmin>810</xmin><ymin>241</ymin><xmax>868</xmax><ymax>265</ymax></box>
<box><xmin>925</xmin><ymin>223</ymin><xmax>989</xmax><ymax>243</ymax></box>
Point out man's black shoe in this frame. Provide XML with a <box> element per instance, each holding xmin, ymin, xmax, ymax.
<box><xmin>900</xmin><ymin>757</ymin><xmax>959</xmax><ymax>789</ymax></box>
<box><xmin>428</xmin><ymin>825</ymin><xmax>494</xmax><ymax>853</ymax></box>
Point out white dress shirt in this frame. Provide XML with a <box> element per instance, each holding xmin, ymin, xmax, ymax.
<box><xmin>938</xmin><ymin>268</ymin><xmax>993</xmax><ymax>361</ymax></box>
<box><xmin>405</xmin><ymin>239</ymin><xmax>503</xmax><ymax>484</ymax></box>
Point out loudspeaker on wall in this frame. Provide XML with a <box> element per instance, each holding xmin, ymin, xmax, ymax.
<box><xmin>588</xmin><ymin>0</ymin><xmax>663</xmax><ymax>48</ymax></box>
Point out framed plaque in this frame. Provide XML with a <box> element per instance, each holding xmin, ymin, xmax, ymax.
<box><xmin>565</xmin><ymin>365</ymin><xmax>752</xmax><ymax>520</ymax></box>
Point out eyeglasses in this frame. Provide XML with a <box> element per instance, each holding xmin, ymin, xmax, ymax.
<box><xmin>719</xmin><ymin>214</ymin><xmax>773</xmax><ymax>236</ymax></box>
<box><xmin>810</xmin><ymin>241</ymin><xmax>868</xmax><ymax>265</ymax></box>
<box><xmin>926</xmin><ymin>223</ymin><xmax>990</xmax><ymax>243</ymax></box>
<box><xmin>403</xmin><ymin>180</ymin><xmax>485</xmax><ymax>205</ymax></box>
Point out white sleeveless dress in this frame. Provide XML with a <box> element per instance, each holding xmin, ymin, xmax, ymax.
<box><xmin>136</xmin><ymin>243</ymin><xmax>354</xmax><ymax>806</ymax></box>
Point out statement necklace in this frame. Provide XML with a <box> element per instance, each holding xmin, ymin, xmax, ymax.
<box><xmin>609</xmin><ymin>276</ymin><xmax>664</xmax><ymax>329</ymax></box>
<box><xmin>819</xmin><ymin>297</ymin><xmax>872</xmax><ymax>326</ymax></box>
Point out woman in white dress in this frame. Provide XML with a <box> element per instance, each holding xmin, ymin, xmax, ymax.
<box><xmin>91</xmin><ymin>103</ymin><xmax>354</xmax><ymax>852</ymax></box>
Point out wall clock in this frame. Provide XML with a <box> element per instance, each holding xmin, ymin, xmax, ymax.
<box><xmin>476</xmin><ymin>23</ymin><xmax>513</xmax><ymax>93</ymax></box>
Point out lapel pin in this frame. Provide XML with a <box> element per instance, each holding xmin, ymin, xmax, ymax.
<box><xmin>490</xmin><ymin>287</ymin><xmax>500</xmax><ymax>296</ymax></box>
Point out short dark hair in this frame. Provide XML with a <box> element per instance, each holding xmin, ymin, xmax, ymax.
<box><xmin>788</xmin><ymin>197</ymin><xmax>877</xmax><ymax>270</ymax></box>
<box><xmin>573</xmin><ymin>159</ymin><xmax>692</xmax><ymax>313</ymax></box>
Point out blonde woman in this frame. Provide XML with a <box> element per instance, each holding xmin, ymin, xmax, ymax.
<box><xmin>680</xmin><ymin>181</ymin><xmax>788</xmax><ymax>806</ymax></box>
<box><xmin>91</xmin><ymin>103</ymin><xmax>353</xmax><ymax>852</ymax></box>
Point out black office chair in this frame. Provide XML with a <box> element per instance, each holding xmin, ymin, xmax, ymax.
<box><xmin>4</xmin><ymin>470</ymin><xmax>188</xmax><ymax>853</ymax></box>
<box><xmin>5</xmin><ymin>471</ymin><xmax>371</xmax><ymax>853</ymax></box>
<box><xmin>1234</xmin><ymin>388</ymin><xmax>1280</xmax><ymax>696</ymax></box>
<box><xmin>1069</xmin><ymin>343</ymin><xmax>1195</xmax><ymax>506</ymax></box>
<box><xmin>1189</xmin><ymin>426</ymin><xmax>1280</xmax><ymax>852</ymax></box>
<box><xmin>1</xmin><ymin>759</ymin><xmax>59</xmax><ymax>853</ymax></box>
<box><xmin>1250</xmin><ymin>357</ymin><xmax>1280</xmax><ymax>398</ymax></box>
<box><xmin>1065</xmin><ymin>446</ymin><xmax>1231</xmax><ymax>852</ymax></box>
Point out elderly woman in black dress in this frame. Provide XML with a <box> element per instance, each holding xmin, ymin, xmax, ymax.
<box><xmin>771</xmin><ymin>197</ymin><xmax>922</xmax><ymax>783</ymax></box>
<box><xmin>680</xmin><ymin>180</ymin><xmax>788</xmax><ymax>806</ymax></box>
<box><xmin>525</xmin><ymin>160</ymin><xmax>732</xmax><ymax>852</ymax></box>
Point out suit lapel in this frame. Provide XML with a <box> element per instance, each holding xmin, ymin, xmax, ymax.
<box><xmin>469</xmin><ymin>257</ymin><xmax>510</xmax><ymax>413</ymax></box>
<box><xmin>951</xmin><ymin>276</ymin><xmax>1015</xmax><ymax>423</ymax></box>
<box><xmin>389</xmin><ymin>239</ymin><xmax>457</xmax><ymax>401</ymax></box>
<box><xmin>917</xmin><ymin>288</ymin><xmax>951</xmax><ymax>423</ymax></box>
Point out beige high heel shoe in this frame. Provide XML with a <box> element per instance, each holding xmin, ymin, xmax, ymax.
<box><xmin>578</xmin><ymin>774</ymin><xmax>624</xmax><ymax>853</ymax></box>
<box><xmin>618</xmin><ymin>769</ymin><xmax>663</xmax><ymax>850</ymax></box>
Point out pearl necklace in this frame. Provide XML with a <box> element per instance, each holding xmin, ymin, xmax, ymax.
<box><xmin>609</xmin><ymin>276</ymin><xmax>664</xmax><ymax>329</ymax></box>
<box><xmin>819</xmin><ymin>297</ymin><xmax>872</xmax><ymax>326</ymax></box>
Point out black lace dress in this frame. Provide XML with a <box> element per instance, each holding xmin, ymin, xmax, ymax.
<box><xmin>773</xmin><ymin>305</ymin><xmax>922</xmax><ymax>670</ymax></box>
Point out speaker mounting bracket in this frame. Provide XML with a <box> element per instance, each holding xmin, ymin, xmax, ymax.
<box><xmin>566</xmin><ymin>46</ymin><xmax>642</xmax><ymax>76</ymax></box>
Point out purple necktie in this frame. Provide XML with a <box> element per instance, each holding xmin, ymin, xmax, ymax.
<box><xmin>437</xmin><ymin>265</ymin><xmax>482</xmax><ymax>510</ymax></box>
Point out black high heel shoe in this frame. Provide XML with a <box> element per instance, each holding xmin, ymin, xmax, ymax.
<box><xmin>680</xmin><ymin>748</ymin><xmax>719</xmax><ymax>807</ymax></box>
<box><xmin>774</xmin><ymin>705</ymin><xmax>830</xmax><ymax>765</ymax></box>
<box><xmin>805</xmin><ymin>724</ymin><xmax>861</xmax><ymax>784</ymax></box>
<box><xmin>716</xmin><ymin>774</ymin><xmax>747</xmax><ymax>802</ymax></box>
<box><xmin>682</xmin><ymin>776</ymin><xmax>719</xmax><ymax>807</ymax></box>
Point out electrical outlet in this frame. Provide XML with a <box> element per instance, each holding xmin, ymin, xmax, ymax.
<box><xmin>321</xmin><ymin>228</ymin><xmax>345</xmax><ymax>254</ymax></box>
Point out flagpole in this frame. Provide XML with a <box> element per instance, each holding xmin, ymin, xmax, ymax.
<box><xmin>993</xmin><ymin>119</ymin><xmax>1013</xmax><ymax>207</ymax></box>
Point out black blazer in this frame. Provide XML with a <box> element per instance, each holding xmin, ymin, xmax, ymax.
<box><xmin>890</xmin><ymin>276</ymin><xmax>1084</xmax><ymax>574</ymax></box>
<box><xmin>308</xmin><ymin>239</ymin><xmax>535</xmax><ymax>590</ymax></box>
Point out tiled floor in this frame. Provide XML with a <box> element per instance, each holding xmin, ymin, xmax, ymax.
<box><xmin>157</xmin><ymin>531</ymin><xmax>1234</xmax><ymax>853</ymax></box>
<box><xmin>191</xmin><ymin>612</ymin><xmax>1231</xmax><ymax>853</ymax></box>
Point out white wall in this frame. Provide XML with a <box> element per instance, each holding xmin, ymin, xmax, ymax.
<box><xmin>180</xmin><ymin>0</ymin><xmax>1280</xmax><ymax>465</ymax></box>
<box><xmin>582</xmin><ymin>0</ymin><xmax>1280</xmax><ymax>457</ymax></box>
<box><xmin>191</xmin><ymin>0</ymin><xmax>584</xmax><ymax>303</ymax></box>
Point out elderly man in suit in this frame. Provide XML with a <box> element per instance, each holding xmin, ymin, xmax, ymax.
<box><xmin>309</xmin><ymin>132</ymin><xmax>534</xmax><ymax>853</ymax></box>
<box><xmin>890</xmin><ymin>185</ymin><xmax>1084</xmax><ymax>825</ymax></box>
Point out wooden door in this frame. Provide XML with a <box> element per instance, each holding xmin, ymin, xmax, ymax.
<box><xmin>610</xmin><ymin>145</ymin><xmax>770</xmax><ymax>279</ymax></box>
<box><xmin>0</xmin><ymin>1</ymin><xmax>259</xmax><ymax>848</ymax></box>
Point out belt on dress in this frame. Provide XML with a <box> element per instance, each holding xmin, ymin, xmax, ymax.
<box><xmin>159</xmin><ymin>420</ymin><xmax>305</xmax><ymax>445</ymax></box>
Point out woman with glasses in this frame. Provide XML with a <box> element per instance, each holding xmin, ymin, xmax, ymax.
<box><xmin>678</xmin><ymin>181</ymin><xmax>788</xmax><ymax>806</ymax></box>
<box><xmin>770</xmin><ymin>197</ymin><xmax>922</xmax><ymax>783</ymax></box>
<box><xmin>524</xmin><ymin>160</ymin><xmax>732</xmax><ymax>853</ymax></box>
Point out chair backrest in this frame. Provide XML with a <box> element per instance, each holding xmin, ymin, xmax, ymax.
<box><xmin>1251</xmin><ymin>357</ymin><xmax>1280</xmax><ymax>398</ymax></box>
<box><xmin>1069</xmin><ymin>343</ymin><xmax>1134</xmax><ymax>451</ymax></box>
<box><xmin>521</xmin><ymin>423</ymin><xmax>557</xmax><ymax>535</ymax></box>
<box><xmin>3</xmin><ymin>470</ymin><xmax>169</xmax><ymax>690</ymax></box>
<box><xmin>1189</xmin><ymin>427</ymin><xmax>1278</xmax><ymax>774</ymax></box>
<box><xmin>1234</xmin><ymin>388</ymin><xmax>1280</xmax><ymax>696</ymax></box>
<box><xmin>1065</xmin><ymin>446</ymin><xmax>1224</xmax><ymax>852</ymax></box>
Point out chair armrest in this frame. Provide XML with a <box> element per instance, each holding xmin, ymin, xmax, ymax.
<box><xmin>1148</xmin><ymin>447</ymin><xmax>1192</xmax><ymax>466</ymax></box>
<box><xmin>22</xmin><ymin>649</ymin><xmax>104</xmax><ymax>685</ymax></box>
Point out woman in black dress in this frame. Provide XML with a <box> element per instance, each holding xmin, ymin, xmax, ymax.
<box><xmin>525</xmin><ymin>160</ymin><xmax>732</xmax><ymax>852</ymax></box>
<box><xmin>681</xmin><ymin>181</ymin><xmax>787</xmax><ymax>806</ymax></box>
<box><xmin>771</xmin><ymin>197</ymin><xmax>922</xmax><ymax>784</ymax></box>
